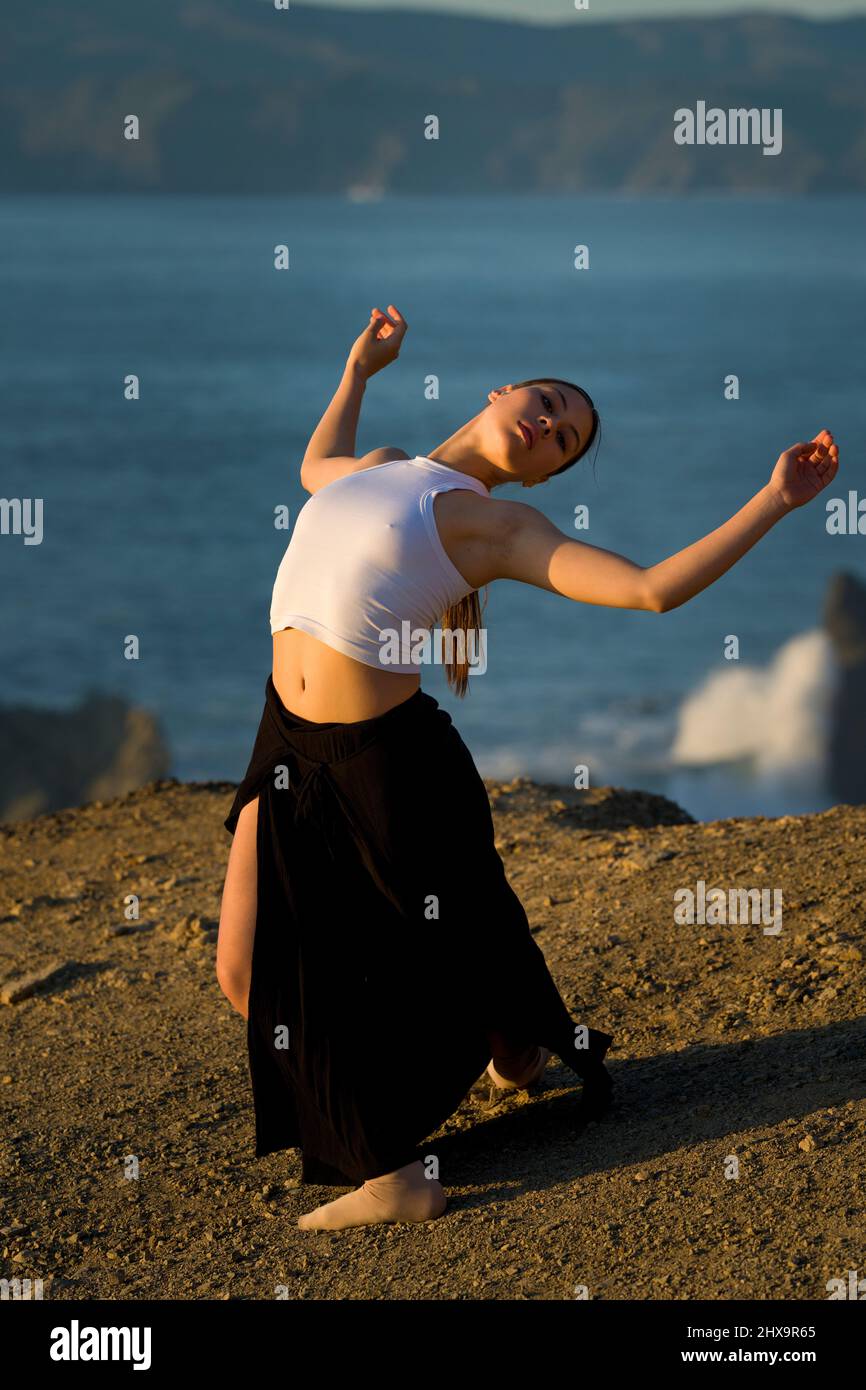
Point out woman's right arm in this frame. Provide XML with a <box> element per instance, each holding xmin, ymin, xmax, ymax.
<box><xmin>300</xmin><ymin>305</ymin><xmax>408</xmax><ymax>493</ymax></box>
<box><xmin>482</xmin><ymin>433</ymin><xmax>838</xmax><ymax>613</ymax></box>
<box><xmin>300</xmin><ymin>361</ymin><xmax>367</xmax><ymax>492</ymax></box>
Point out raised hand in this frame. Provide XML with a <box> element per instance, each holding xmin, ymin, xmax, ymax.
<box><xmin>346</xmin><ymin>304</ymin><xmax>408</xmax><ymax>381</ymax></box>
<box><xmin>769</xmin><ymin>429</ymin><xmax>840</xmax><ymax>510</ymax></box>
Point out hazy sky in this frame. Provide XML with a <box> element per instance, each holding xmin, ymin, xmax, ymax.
<box><xmin>300</xmin><ymin>0</ymin><xmax>866</xmax><ymax>20</ymax></box>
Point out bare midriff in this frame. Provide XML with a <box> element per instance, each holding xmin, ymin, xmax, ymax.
<box><xmin>272</xmin><ymin>627</ymin><xmax>421</xmax><ymax>723</ymax></box>
<box><xmin>270</xmin><ymin>490</ymin><xmax>491</xmax><ymax>723</ymax></box>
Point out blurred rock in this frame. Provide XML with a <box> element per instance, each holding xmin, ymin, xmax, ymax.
<box><xmin>824</xmin><ymin>571</ymin><xmax>866</xmax><ymax>805</ymax></box>
<box><xmin>0</xmin><ymin>691</ymin><xmax>171</xmax><ymax>823</ymax></box>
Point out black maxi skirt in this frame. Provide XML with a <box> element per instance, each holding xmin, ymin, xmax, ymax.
<box><xmin>224</xmin><ymin>674</ymin><xmax>612</xmax><ymax>1187</ymax></box>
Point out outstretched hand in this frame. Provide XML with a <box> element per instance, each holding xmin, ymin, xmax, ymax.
<box><xmin>770</xmin><ymin>429</ymin><xmax>840</xmax><ymax>510</ymax></box>
<box><xmin>347</xmin><ymin>304</ymin><xmax>408</xmax><ymax>380</ymax></box>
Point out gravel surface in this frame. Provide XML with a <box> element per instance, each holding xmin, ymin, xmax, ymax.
<box><xmin>1</xmin><ymin>777</ymin><xmax>864</xmax><ymax>1301</ymax></box>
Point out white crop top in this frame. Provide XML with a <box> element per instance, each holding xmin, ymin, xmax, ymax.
<box><xmin>270</xmin><ymin>456</ymin><xmax>490</xmax><ymax>674</ymax></box>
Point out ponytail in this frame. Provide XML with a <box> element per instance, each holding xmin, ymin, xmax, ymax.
<box><xmin>440</xmin><ymin>588</ymin><xmax>487</xmax><ymax>697</ymax></box>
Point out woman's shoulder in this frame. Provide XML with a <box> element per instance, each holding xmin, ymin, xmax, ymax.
<box><xmin>434</xmin><ymin>485</ymin><xmax>538</xmax><ymax>547</ymax></box>
<box><xmin>301</xmin><ymin>447</ymin><xmax>412</xmax><ymax>494</ymax></box>
<box><xmin>436</xmin><ymin>486</ymin><xmax>535</xmax><ymax>524</ymax></box>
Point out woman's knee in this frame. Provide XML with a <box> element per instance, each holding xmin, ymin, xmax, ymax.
<box><xmin>216</xmin><ymin>957</ymin><xmax>250</xmax><ymax>1006</ymax></box>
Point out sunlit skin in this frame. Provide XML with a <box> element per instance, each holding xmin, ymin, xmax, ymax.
<box><xmin>217</xmin><ymin>302</ymin><xmax>841</xmax><ymax>1230</ymax></box>
<box><xmin>266</xmin><ymin>304</ymin><xmax>837</xmax><ymax>735</ymax></box>
<box><xmin>435</xmin><ymin>380</ymin><xmax>597</xmax><ymax>488</ymax></box>
<box><xmin>219</xmin><ymin>300</ymin><xmax>840</xmax><ymax>1014</ymax></box>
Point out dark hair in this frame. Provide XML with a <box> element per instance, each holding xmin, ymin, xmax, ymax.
<box><xmin>440</xmin><ymin>376</ymin><xmax>600</xmax><ymax>697</ymax></box>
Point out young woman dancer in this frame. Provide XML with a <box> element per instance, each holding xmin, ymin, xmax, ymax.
<box><xmin>218</xmin><ymin>304</ymin><xmax>839</xmax><ymax>1233</ymax></box>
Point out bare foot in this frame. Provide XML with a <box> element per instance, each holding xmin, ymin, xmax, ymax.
<box><xmin>298</xmin><ymin>1160</ymin><xmax>446</xmax><ymax>1232</ymax></box>
<box><xmin>487</xmin><ymin>1044</ymin><xmax>550</xmax><ymax>1091</ymax></box>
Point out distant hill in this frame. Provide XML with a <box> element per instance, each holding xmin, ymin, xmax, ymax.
<box><xmin>2</xmin><ymin>1</ymin><xmax>864</xmax><ymax>193</ymax></box>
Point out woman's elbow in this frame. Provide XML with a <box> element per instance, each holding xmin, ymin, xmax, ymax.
<box><xmin>641</xmin><ymin>575</ymin><xmax>675</xmax><ymax>614</ymax></box>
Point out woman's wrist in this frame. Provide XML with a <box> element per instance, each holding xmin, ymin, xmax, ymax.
<box><xmin>344</xmin><ymin>358</ymin><xmax>368</xmax><ymax>388</ymax></box>
<box><xmin>761</xmin><ymin>480</ymin><xmax>795</xmax><ymax>520</ymax></box>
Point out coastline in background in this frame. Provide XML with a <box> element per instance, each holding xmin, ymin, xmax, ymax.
<box><xmin>2</xmin><ymin>192</ymin><xmax>864</xmax><ymax>822</ymax></box>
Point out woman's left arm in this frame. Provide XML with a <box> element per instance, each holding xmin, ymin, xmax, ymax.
<box><xmin>644</xmin><ymin>431</ymin><xmax>839</xmax><ymax>612</ymax></box>
<box><xmin>483</xmin><ymin>431</ymin><xmax>839</xmax><ymax>612</ymax></box>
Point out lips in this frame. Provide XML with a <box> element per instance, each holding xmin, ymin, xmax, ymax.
<box><xmin>518</xmin><ymin>420</ymin><xmax>534</xmax><ymax>450</ymax></box>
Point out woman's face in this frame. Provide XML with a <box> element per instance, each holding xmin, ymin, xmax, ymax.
<box><xmin>484</xmin><ymin>381</ymin><xmax>595</xmax><ymax>486</ymax></box>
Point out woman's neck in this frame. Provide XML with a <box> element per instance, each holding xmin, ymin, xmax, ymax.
<box><xmin>426</xmin><ymin>417</ymin><xmax>500</xmax><ymax>490</ymax></box>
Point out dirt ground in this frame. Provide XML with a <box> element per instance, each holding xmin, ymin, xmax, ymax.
<box><xmin>1</xmin><ymin>777</ymin><xmax>864</xmax><ymax>1301</ymax></box>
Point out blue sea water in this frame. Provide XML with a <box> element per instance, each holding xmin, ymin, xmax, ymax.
<box><xmin>1</xmin><ymin>193</ymin><xmax>864</xmax><ymax>821</ymax></box>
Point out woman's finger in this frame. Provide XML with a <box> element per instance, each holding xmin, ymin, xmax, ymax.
<box><xmin>384</xmin><ymin>309</ymin><xmax>407</xmax><ymax>342</ymax></box>
<box><xmin>818</xmin><ymin>445</ymin><xmax>840</xmax><ymax>473</ymax></box>
<box><xmin>818</xmin><ymin>455</ymin><xmax>839</xmax><ymax>488</ymax></box>
<box><xmin>369</xmin><ymin>307</ymin><xmax>394</xmax><ymax>333</ymax></box>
